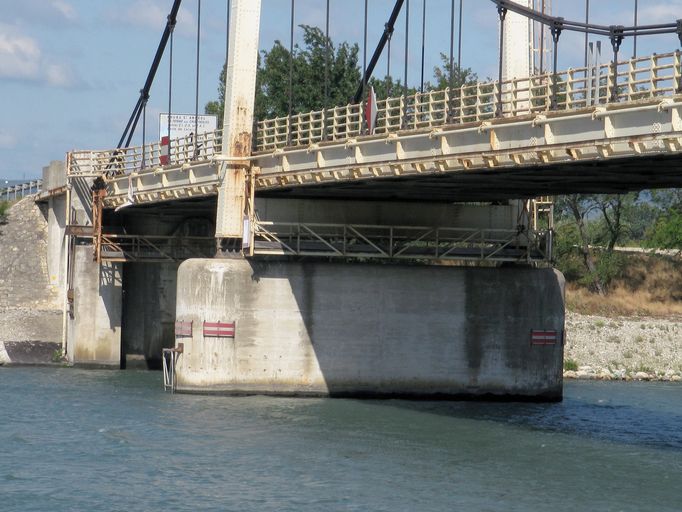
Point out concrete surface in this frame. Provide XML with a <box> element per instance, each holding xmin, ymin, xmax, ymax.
<box><xmin>66</xmin><ymin>245</ymin><xmax>122</xmax><ymax>367</ymax></box>
<box><xmin>174</xmin><ymin>259</ymin><xmax>565</xmax><ymax>400</ymax></box>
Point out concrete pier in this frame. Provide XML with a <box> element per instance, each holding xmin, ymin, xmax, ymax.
<box><xmin>174</xmin><ymin>259</ymin><xmax>565</xmax><ymax>400</ymax></box>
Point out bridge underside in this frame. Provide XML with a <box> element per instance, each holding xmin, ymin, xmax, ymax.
<box><xmin>257</xmin><ymin>154</ymin><xmax>682</xmax><ymax>203</ymax></box>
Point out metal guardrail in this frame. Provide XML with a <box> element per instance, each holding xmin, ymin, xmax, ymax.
<box><xmin>1</xmin><ymin>180</ymin><xmax>43</xmax><ymax>201</ymax></box>
<box><xmin>253</xmin><ymin>222</ymin><xmax>553</xmax><ymax>263</ymax></box>
<box><xmin>256</xmin><ymin>51</ymin><xmax>681</xmax><ymax>151</ymax></box>
<box><xmin>68</xmin><ymin>51</ymin><xmax>682</xmax><ymax>181</ymax></box>
<box><xmin>68</xmin><ymin>131</ymin><xmax>223</xmax><ymax>178</ymax></box>
<box><xmin>98</xmin><ymin>234</ymin><xmax>215</xmax><ymax>262</ymax></box>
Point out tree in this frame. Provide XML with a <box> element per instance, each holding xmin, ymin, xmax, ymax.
<box><xmin>206</xmin><ymin>25</ymin><xmax>361</xmax><ymax>123</ymax></box>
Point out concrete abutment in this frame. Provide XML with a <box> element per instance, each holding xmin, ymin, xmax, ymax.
<box><xmin>173</xmin><ymin>259</ymin><xmax>565</xmax><ymax>400</ymax></box>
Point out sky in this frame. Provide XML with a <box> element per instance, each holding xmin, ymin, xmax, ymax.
<box><xmin>1</xmin><ymin>0</ymin><xmax>681</xmax><ymax>180</ymax></box>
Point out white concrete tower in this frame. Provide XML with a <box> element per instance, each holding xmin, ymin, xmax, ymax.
<box><xmin>500</xmin><ymin>0</ymin><xmax>533</xmax><ymax>114</ymax></box>
<box><xmin>501</xmin><ymin>0</ymin><xmax>533</xmax><ymax>83</ymax></box>
<box><xmin>216</xmin><ymin>0</ymin><xmax>262</xmax><ymax>241</ymax></box>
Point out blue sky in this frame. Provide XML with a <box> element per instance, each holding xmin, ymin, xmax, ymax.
<box><xmin>1</xmin><ymin>0</ymin><xmax>681</xmax><ymax>180</ymax></box>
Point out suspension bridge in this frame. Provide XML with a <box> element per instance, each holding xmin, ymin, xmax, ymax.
<box><xmin>38</xmin><ymin>0</ymin><xmax>682</xmax><ymax>398</ymax></box>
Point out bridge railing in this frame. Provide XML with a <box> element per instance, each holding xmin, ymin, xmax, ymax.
<box><xmin>252</xmin><ymin>221</ymin><xmax>552</xmax><ymax>264</ymax></box>
<box><xmin>1</xmin><ymin>180</ymin><xmax>43</xmax><ymax>201</ymax></box>
<box><xmin>256</xmin><ymin>51</ymin><xmax>681</xmax><ymax>151</ymax></box>
<box><xmin>67</xmin><ymin>130</ymin><xmax>223</xmax><ymax>178</ymax></box>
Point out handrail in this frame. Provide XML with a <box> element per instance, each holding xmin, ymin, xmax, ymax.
<box><xmin>67</xmin><ymin>50</ymin><xmax>682</xmax><ymax>177</ymax></box>
<box><xmin>1</xmin><ymin>180</ymin><xmax>43</xmax><ymax>201</ymax></box>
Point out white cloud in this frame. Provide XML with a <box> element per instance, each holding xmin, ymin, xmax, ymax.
<box><xmin>639</xmin><ymin>1</ymin><xmax>682</xmax><ymax>24</ymax></box>
<box><xmin>0</xmin><ymin>24</ymin><xmax>76</xmax><ymax>88</ymax></box>
<box><xmin>5</xmin><ymin>0</ymin><xmax>78</xmax><ymax>27</ymax></box>
<box><xmin>0</xmin><ymin>132</ymin><xmax>18</xmax><ymax>150</ymax></box>
<box><xmin>111</xmin><ymin>0</ymin><xmax>197</xmax><ymax>38</ymax></box>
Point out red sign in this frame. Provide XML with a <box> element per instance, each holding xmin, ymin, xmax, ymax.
<box><xmin>531</xmin><ymin>329</ymin><xmax>559</xmax><ymax>346</ymax></box>
<box><xmin>203</xmin><ymin>321</ymin><xmax>236</xmax><ymax>338</ymax></box>
<box><xmin>175</xmin><ymin>320</ymin><xmax>192</xmax><ymax>338</ymax></box>
<box><xmin>160</xmin><ymin>136</ymin><xmax>170</xmax><ymax>165</ymax></box>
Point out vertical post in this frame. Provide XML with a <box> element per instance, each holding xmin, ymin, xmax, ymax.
<box><xmin>141</xmin><ymin>102</ymin><xmax>147</xmax><ymax>169</ymax></box>
<box><xmin>496</xmin><ymin>6</ymin><xmax>507</xmax><ymax>117</ymax></box>
<box><xmin>216</xmin><ymin>0</ymin><xmax>262</xmax><ymax>246</ymax></box>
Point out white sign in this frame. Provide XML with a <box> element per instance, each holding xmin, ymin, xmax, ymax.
<box><xmin>159</xmin><ymin>113</ymin><xmax>218</xmax><ymax>140</ymax></box>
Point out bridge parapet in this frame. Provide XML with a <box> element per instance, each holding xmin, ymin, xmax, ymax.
<box><xmin>256</xmin><ymin>51</ymin><xmax>681</xmax><ymax>151</ymax></box>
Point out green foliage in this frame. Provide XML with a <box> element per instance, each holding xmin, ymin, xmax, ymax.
<box><xmin>647</xmin><ymin>208</ymin><xmax>682</xmax><ymax>250</ymax></box>
<box><xmin>0</xmin><ymin>200</ymin><xmax>9</xmax><ymax>224</ymax></box>
<box><xmin>564</xmin><ymin>358</ymin><xmax>578</xmax><ymax>371</ymax></box>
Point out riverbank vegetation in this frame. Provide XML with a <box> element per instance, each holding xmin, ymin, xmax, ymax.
<box><xmin>554</xmin><ymin>191</ymin><xmax>682</xmax><ymax>318</ymax></box>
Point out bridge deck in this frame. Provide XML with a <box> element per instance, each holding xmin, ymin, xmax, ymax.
<box><xmin>63</xmin><ymin>51</ymin><xmax>682</xmax><ymax>207</ymax></box>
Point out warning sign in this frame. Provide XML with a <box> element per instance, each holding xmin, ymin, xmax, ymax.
<box><xmin>159</xmin><ymin>113</ymin><xmax>218</xmax><ymax>140</ymax></box>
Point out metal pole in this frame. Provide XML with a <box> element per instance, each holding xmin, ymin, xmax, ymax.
<box><xmin>194</xmin><ymin>0</ymin><xmax>201</xmax><ymax>141</ymax></box>
<box><xmin>142</xmin><ymin>103</ymin><xmax>146</xmax><ymax>169</ymax></box>
<box><xmin>551</xmin><ymin>21</ymin><xmax>562</xmax><ymax>110</ymax></box>
<box><xmin>420</xmin><ymin>0</ymin><xmax>426</xmax><ymax>93</ymax></box>
<box><xmin>497</xmin><ymin>7</ymin><xmax>507</xmax><ymax>117</ymax></box>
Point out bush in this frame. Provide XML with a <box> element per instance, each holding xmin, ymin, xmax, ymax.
<box><xmin>0</xmin><ymin>200</ymin><xmax>9</xmax><ymax>223</ymax></box>
<box><xmin>564</xmin><ymin>358</ymin><xmax>578</xmax><ymax>371</ymax></box>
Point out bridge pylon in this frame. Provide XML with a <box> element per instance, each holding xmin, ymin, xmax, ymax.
<box><xmin>215</xmin><ymin>0</ymin><xmax>262</xmax><ymax>255</ymax></box>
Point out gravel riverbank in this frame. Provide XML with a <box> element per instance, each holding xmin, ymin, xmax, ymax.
<box><xmin>564</xmin><ymin>311</ymin><xmax>682</xmax><ymax>381</ymax></box>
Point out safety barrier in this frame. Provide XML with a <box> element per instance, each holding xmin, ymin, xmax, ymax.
<box><xmin>1</xmin><ymin>180</ymin><xmax>43</xmax><ymax>201</ymax></box>
<box><xmin>256</xmin><ymin>51</ymin><xmax>681</xmax><ymax>151</ymax></box>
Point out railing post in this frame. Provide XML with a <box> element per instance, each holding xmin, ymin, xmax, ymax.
<box><xmin>673</xmin><ymin>47</ymin><xmax>682</xmax><ymax>94</ymax></box>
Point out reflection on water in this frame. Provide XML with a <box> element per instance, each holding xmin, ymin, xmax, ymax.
<box><xmin>1</xmin><ymin>368</ymin><xmax>680</xmax><ymax>512</ymax></box>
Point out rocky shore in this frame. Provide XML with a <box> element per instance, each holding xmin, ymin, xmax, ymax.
<box><xmin>0</xmin><ymin>198</ymin><xmax>62</xmax><ymax>365</ymax></box>
<box><xmin>564</xmin><ymin>311</ymin><xmax>682</xmax><ymax>382</ymax></box>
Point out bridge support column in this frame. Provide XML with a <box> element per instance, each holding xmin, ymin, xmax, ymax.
<box><xmin>215</xmin><ymin>0</ymin><xmax>261</xmax><ymax>247</ymax></box>
<box><xmin>172</xmin><ymin>259</ymin><xmax>565</xmax><ymax>400</ymax></box>
<box><xmin>65</xmin><ymin>245</ymin><xmax>122</xmax><ymax>367</ymax></box>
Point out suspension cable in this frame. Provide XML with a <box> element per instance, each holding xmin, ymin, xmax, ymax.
<box><xmin>363</xmin><ymin>0</ymin><xmax>368</xmax><ymax>102</ymax></box>
<box><xmin>420</xmin><ymin>0</ymin><xmax>426</xmax><ymax>92</ymax></box>
<box><xmin>194</xmin><ymin>0</ymin><xmax>201</xmax><ymax>141</ymax></box>
<box><xmin>404</xmin><ymin>0</ymin><xmax>410</xmax><ymax>97</ymax></box>
<box><xmin>168</xmin><ymin>30</ymin><xmax>173</xmax><ymax>157</ymax></box>
<box><xmin>353</xmin><ymin>0</ymin><xmax>405</xmax><ymax>103</ymax></box>
<box><xmin>287</xmin><ymin>0</ymin><xmax>295</xmax><ymax>146</ymax></box>
<box><xmin>325</xmin><ymin>0</ymin><xmax>330</xmax><ymax>111</ymax></box>
<box><xmin>117</xmin><ymin>0</ymin><xmax>182</xmax><ymax>149</ymax></box>
<box><xmin>457</xmin><ymin>0</ymin><xmax>463</xmax><ymax>72</ymax></box>
<box><xmin>449</xmin><ymin>0</ymin><xmax>455</xmax><ymax>90</ymax></box>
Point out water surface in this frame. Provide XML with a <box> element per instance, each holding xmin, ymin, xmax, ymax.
<box><xmin>1</xmin><ymin>368</ymin><xmax>680</xmax><ymax>511</ymax></box>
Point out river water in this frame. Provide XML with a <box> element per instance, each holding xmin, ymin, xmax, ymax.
<box><xmin>1</xmin><ymin>368</ymin><xmax>680</xmax><ymax>512</ymax></box>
